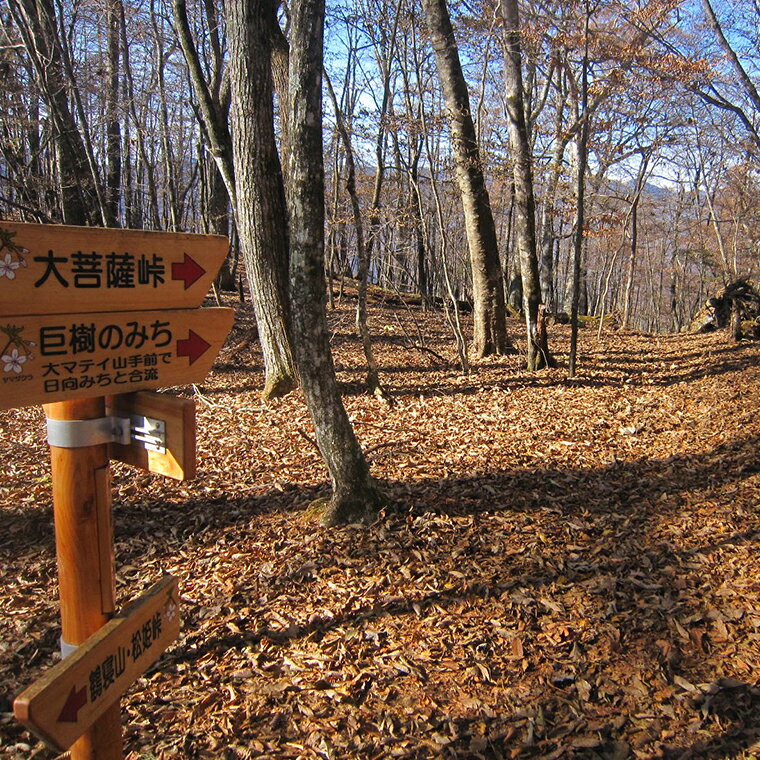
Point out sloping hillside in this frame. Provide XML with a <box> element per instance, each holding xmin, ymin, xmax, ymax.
<box><xmin>2</xmin><ymin>295</ymin><xmax>759</xmax><ymax>759</ymax></box>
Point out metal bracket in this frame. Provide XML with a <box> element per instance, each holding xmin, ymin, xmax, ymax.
<box><xmin>60</xmin><ymin>636</ymin><xmax>78</xmax><ymax>660</ymax></box>
<box><xmin>130</xmin><ymin>415</ymin><xmax>166</xmax><ymax>454</ymax></box>
<box><xmin>47</xmin><ymin>416</ymin><xmax>131</xmax><ymax>448</ymax></box>
<box><xmin>47</xmin><ymin>414</ymin><xmax>167</xmax><ymax>453</ymax></box>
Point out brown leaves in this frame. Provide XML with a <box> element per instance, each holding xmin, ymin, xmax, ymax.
<box><xmin>1</xmin><ymin>298</ymin><xmax>760</xmax><ymax>758</ymax></box>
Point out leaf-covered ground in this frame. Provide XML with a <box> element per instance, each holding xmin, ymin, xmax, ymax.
<box><xmin>2</xmin><ymin>293</ymin><xmax>759</xmax><ymax>760</ymax></box>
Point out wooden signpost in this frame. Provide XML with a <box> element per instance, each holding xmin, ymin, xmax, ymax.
<box><xmin>107</xmin><ymin>392</ymin><xmax>196</xmax><ymax>481</ymax></box>
<box><xmin>14</xmin><ymin>576</ymin><xmax>181</xmax><ymax>752</ymax></box>
<box><xmin>0</xmin><ymin>307</ymin><xmax>233</xmax><ymax>409</ymax></box>
<box><xmin>2</xmin><ymin>222</ymin><xmax>234</xmax><ymax>758</ymax></box>
<box><xmin>0</xmin><ymin>221</ymin><xmax>228</xmax><ymax>315</ymax></box>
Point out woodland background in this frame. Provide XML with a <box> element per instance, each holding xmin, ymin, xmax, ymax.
<box><xmin>1</xmin><ymin>0</ymin><xmax>760</xmax><ymax>758</ymax></box>
<box><xmin>0</xmin><ymin>0</ymin><xmax>758</xmax><ymax>333</ymax></box>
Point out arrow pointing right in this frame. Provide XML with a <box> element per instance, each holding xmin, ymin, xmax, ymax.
<box><xmin>57</xmin><ymin>684</ymin><xmax>87</xmax><ymax>723</ymax></box>
<box><xmin>171</xmin><ymin>253</ymin><xmax>206</xmax><ymax>290</ymax></box>
<box><xmin>176</xmin><ymin>329</ymin><xmax>211</xmax><ymax>365</ymax></box>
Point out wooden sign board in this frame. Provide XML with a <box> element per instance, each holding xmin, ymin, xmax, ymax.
<box><xmin>0</xmin><ymin>306</ymin><xmax>233</xmax><ymax>410</ymax></box>
<box><xmin>0</xmin><ymin>222</ymin><xmax>228</xmax><ymax>317</ymax></box>
<box><xmin>14</xmin><ymin>575</ymin><xmax>180</xmax><ymax>752</ymax></box>
<box><xmin>107</xmin><ymin>391</ymin><xmax>196</xmax><ymax>480</ymax></box>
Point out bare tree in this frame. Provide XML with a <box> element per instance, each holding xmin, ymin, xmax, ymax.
<box><xmin>500</xmin><ymin>0</ymin><xmax>554</xmax><ymax>370</ymax></box>
<box><xmin>5</xmin><ymin>0</ymin><xmax>107</xmax><ymax>225</ymax></box>
<box><xmin>223</xmin><ymin>0</ymin><xmax>297</xmax><ymax>400</ymax></box>
<box><xmin>287</xmin><ymin>0</ymin><xmax>382</xmax><ymax>526</ymax></box>
<box><xmin>174</xmin><ymin>0</ymin><xmax>296</xmax><ymax>400</ymax></box>
<box><xmin>421</xmin><ymin>0</ymin><xmax>512</xmax><ymax>358</ymax></box>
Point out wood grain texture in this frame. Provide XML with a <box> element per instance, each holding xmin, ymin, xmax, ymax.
<box><xmin>14</xmin><ymin>576</ymin><xmax>180</xmax><ymax>752</ymax></box>
<box><xmin>0</xmin><ymin>221</ymin><xmax>228</xmax><ymax>317</ymax></box>
<box><xmin>42</xmin><ymin>398</ymin><xmax>122</xmax><ymax>759</ymax></box>
<box><xmin>107</xmin><ymin>391</ymin><xmax>197</xmax><ymax>480</ymax></box>
<box><xmin>1</xmin><ymin>307</ymin><xmax>234</xmax><ymax>410</ymax></box>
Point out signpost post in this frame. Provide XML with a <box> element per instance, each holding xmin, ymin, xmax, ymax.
<box><xmin>43</xmin><ymin>395</ymin><xmax>123</xmax><ymax>760</ymax></box>
<box><xmin>2</xmin><ymin>222</ymin><xmax>234</xmax><ymax>758</ymax></box>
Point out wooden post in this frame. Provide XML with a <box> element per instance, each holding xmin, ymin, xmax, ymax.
<box><xmin>44</xmin><ymin>398</ymin><xmax>123</xmax><ymax>760</ymax></box>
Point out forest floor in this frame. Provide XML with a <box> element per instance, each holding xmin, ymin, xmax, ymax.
<box><xmin>1</xmin><ymin>290</ymin><xmax>759</xmax><ymax>760</ymax></box>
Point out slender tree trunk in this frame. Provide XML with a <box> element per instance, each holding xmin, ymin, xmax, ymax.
<box><xmin>9</xmin><ymin>0</ymin><xmax>100</xmax><ymax>225</ymax></box>
<box><xmin>120</xmin><ymin>0</ymin><xmax>160</xmax><ymax>227</ymax></box>
<box><xmin>324</xmin><ymin>72</ymin><xmax>385</xmax><ymax>397</ymax></box>
<box><xmin>105</xmin><ymin>0</ymin><xmax>121</xmax><ymax>226</ymax></box>
<box><xmin>287</xmin><ymin>0</ymin><xmax>381</xmax><ymax>527</ymax></box>
<box><xmin>501</xmin><ymin>0</ymin><xmax>554</xmax><ymax>370</ymax></box>
<box><xmin>622</xmin><ymin>152</ymin><xmax>651</xmax><ymax>329</ymax></box>
<box><xmin>622</xmin><ymin>193</ymin><xmax>640</xmax><ymax>329</ymax></box>
<box><xmin>410</xmin><ymin>152</ymin><xmax>429</xmax><ymax>308</ymax></box>
<box><xmin>569</xmin><ymin>0</ymin><xmax>590</xmax><ymax>378</ymax></box>
<box><xmin>173</xmin><ymin>0</ymin><xmax>236</xmax><ymax>206</ymax></box>
<box><xmin>539</xmin><ymin>66</ymin><xmax>570</xmax><ymax>312</ymax></box>
<box><xmin>421</xmin><ymin>0</ymin><xmax>511</xmax><ymax>357</ymax></box>
<box><xmin>151</xmin><ymin>0</ymin><xmax>180</xmax><ymax>230</ymax></box>
<box><xmin>225</xmin><ymin>0</ymin><xmax>296</xmax><ymax>400</ymax></box>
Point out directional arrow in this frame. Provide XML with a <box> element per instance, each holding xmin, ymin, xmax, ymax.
<box><xmin>171</xmin><ymin>253</ymin><xmax>206</xmax><ymax>290</ymax></box>
<box><xmin>57</xmin><ymin>685</ymin><xmax>87</xmax><ymax>723</ymax></box>
<box><xmin>0</xmin><ymin>223</ymin><xmax>228</xmax><ymax>316</ymax></box>
<box><xmin>14</xmin><ymin>576</ymin><xmax>182</xmax><ymax>752</ymax></box>
<box><xmin>176</xmin><ymin>329</ymin><xmax>211</xmax><ymax>365</ymax></box>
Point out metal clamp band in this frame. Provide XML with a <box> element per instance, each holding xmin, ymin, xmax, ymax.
<box><xmin>60</xmin><ymin>636</ymin><xmax>78</xmax><ymax>659</ymax></box>
<box><xmin>46</xmin><ymin>416</ymin><xmax>131</xmax><ymax>448</ymax></box>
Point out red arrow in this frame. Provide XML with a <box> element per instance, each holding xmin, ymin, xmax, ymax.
<box><xmin>57</xmin><ymin>684</ymin><xmax>87</xmax><ymax>723</ymax></box>
<box><xmin>177</xmin><ymin>330</ymin><xmax>211</xmax><ymax>365</ymax></box>
<box><xmin>171</xmin><ymin>253</ymin><xmax>206</xmax><ymax>289</ymax></box>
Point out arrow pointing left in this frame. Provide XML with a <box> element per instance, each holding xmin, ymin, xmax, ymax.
<box><xmin>57</xmin><ymin>685</ymin><xmax>87</xmax><ymax>723</ymax></box>
<box><xmin>14</xmin><ymin>576</ymin><xmax>181</xmax><ymax>752</ymax></box>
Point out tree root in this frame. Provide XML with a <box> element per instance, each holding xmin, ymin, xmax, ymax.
<box><xmin>316</xmin><ymin>484</ymin><xmax>386</xmax><ymax>527</ymax></box>
<box><xmin>261</xmin><ymin>374</ymin><xmax>297</xmax><ymax>402</ymax></box>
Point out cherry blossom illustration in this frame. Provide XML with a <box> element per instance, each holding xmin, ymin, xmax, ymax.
<box><xmin>1</xmin><ymin>324</ymin><xmax>35</xmax><ymax>374</ymax></box>
<box><xmin>164</xmin><ymin>596</ymin><xmax>178</xmax><ymax>623</ymax></box>
<box><xmin>2</xmin><ymin>347</ymin><xmax>26</xmax><ymax>373</ymax></box>
<box><xmin>0</xmin><ymin>226</ymin><xmax>28</xmax><ymax>280</ymax></box>
<box><xmin>0</xmin><ymin>253</ymin><xmax>20</xmax><ymax>279</ymax></box>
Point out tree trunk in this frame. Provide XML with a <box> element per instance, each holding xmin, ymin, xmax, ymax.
<box><xmin>410</xmin><ymin>154</ymin><xmax>429</xmax><ymax>308</ymax></box>
<box><xmin>500</xmin><ymin>0</ymin><xmax>554</xmax><ymax>370</ymax></box>
<box><xmin>622</xmin><ymin>152</ymin><xmax>651</xmax><ymax>329</ymax></box>
<box><xmin>173</xmin><ymin>0</ymin><xmax>236</xmax><ymax>206</ymax></box>
<box><xmin>539</xmin><ymin>66</ymin><xmax>570</xmax><ymax>312</ymax></box>
<box><xmin>421</xmin><ymin>0</ymin><xmax>511</xmax><ymax>357</ymax></box>
<box><xmin>105</xmin><ymin>0</ymin><xmax>121</xmax><ymax>226</ymax></box>
<box><xmin>287</xmin><ymin>0</ymin><xmax>382</xmax><ymax>526</ymax></box>
<box><xmin>622</xmin><ymin>192</ymin><xmax>639</xmax><ymax>329</ymax></box>
<box><xmin>120</xmin><ymin>0</ymin><xmax>160</xmax><ymax>227</ymax></box>
<box><xmin>151</xmin><ymin>0</ymin><xmax>180</xmax><ymax>230</ymax></box>
<box><xmin>225</xmin><ymin>0</ymin><xmax>296</xmax><ymax>400</ymax></box>
<box><xmin>9</xmin><ymin>0</ymin><xmax>101</xmax><ymax>225</ymax></box>
<box><xmin>324</xmin><ymin>72</ymin><xmax>384</xmax><ymax>398</ymax></box>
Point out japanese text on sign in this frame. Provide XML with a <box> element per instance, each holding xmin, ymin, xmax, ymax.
<box><xmin>33</xmin><ymin>250</ymin><xmax>165</xmax><ymax>290</ymax></box>
<box><xmin>88</xmin><ymin>612</ymin><xmax>162</xmax><ymax>703</ymax></box>
<box><xmin>40</xmin><ymin>320</ymin><xmax>172</xmax><ymax>357</ymax></box>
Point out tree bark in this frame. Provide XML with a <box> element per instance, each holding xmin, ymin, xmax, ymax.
<box><xmin>9</xmin><ymin>0</ymin><xmax>101</xmax><ymax>225</ymax></box>
<box><xmin>324</xmin><ymin>71</ymin><xmax>386</xmax><ymax>398</ymax></box>
<box><xmin>172</xmin><ymin>0</ymin><xmax>236</xmax><ymax>207</ymax></box>
<box><xmin>421</xmin><ymin>0</ymin><xmax>511</xmax><ymax>357</ymax></box>
<box><xmin>225</xmin><ymin>0</ymin><xmax>296</xmax><ymax>400</ymax></box>
<box><xmin>119</xmin><ymin>0</ymin><xmax>160</xmax><ymax>227</ymax></box>
<box><xmin>287</xmin><ymin>0</ymin><xmax>382</xmax><ymax>526</ymax></box>
<box><xmin>105</xmin><ymin>0</ymin><xmax>121</xmax><ymax>226</ymax></box>
<box><xmin>500</xmin><ymin>0</ymin><xmax>554</xmax><ymax>370</ymax></box>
